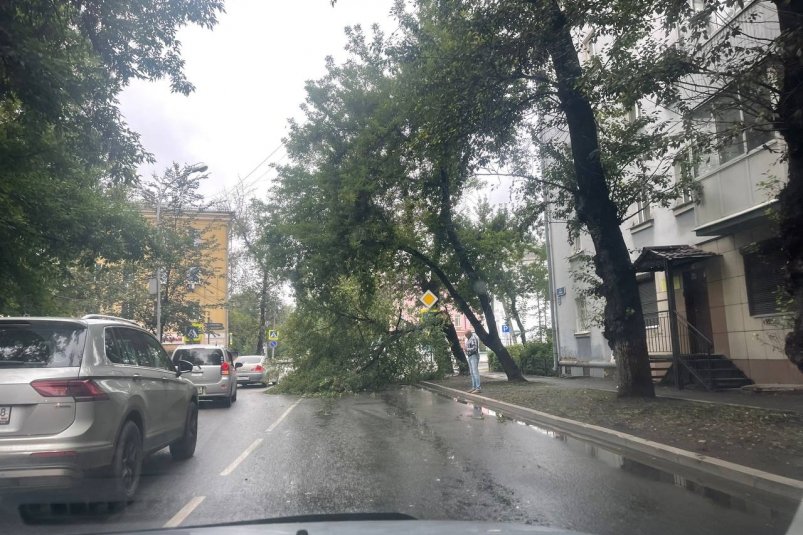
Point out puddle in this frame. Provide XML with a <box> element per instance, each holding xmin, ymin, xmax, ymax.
<box><xmin>440</xmin><ymin>391</ymin><xmax>799</xmax><ymax>523</ymax></box>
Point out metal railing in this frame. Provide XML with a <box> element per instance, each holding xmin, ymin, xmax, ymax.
<box><xmin>643</xmin><ymin>311</ymin><xmax>714</xmax><ymax>357</ymax></box>
<box><xmin>644</xmin><ymin>310</ymin><xmax>716</xmax><ymax>390</ymax></box>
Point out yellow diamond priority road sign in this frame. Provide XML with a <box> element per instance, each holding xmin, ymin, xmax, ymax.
<box><xmin>420</xmin><ymin>290</ymin><xmax>438</xmax><ymax>309</ymax></box>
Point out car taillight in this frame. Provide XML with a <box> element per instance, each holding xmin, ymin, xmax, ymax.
<box><xmin>254</xmin><ymin>365</ymin><xmax>264</xmax><ymax>372</ymax></box>
<box><xmin>30</xmin><ymin>379</ymin><xmax>109</xmax><ymax>401</ymax></box>
<box><xmin>221</xmin><ymin>360</ymin><xmax>230</xmax><ymax>375</ymax></box>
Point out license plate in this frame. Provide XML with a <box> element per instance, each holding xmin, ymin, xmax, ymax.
<box><xmin>0</xmin><ymin>406</ymin><xmax>10</xmax><ymax>425</ymax></box>
<box><xmin>196</xmin><ymin>386</ymin><xmax>206</xmax><ymax>395</ymax></box>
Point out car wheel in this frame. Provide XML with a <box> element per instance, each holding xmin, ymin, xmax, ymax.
<box><xmin>232</xmin><ymin>388</ymin><xmax>237</xmax><ymax>402</ymax></box>
<box><xmin>110</xmin><ymin>421</ymin><xmax>143</xmax><ymax>506</ymax></box>
<box><xmin>169</xmin><ymin>402</ymin><xmax>198</xmax><ymax>461</ymax></box>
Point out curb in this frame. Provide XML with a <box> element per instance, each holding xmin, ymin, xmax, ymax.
<box><xmin>420</xmin><ymin>381</ymin><xmax>803</xmax><ymax>505</ymax></box>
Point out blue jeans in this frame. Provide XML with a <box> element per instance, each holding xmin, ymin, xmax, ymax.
<box><xmin>468</xmin><ymin>354</ymin><xmax>481</xmax><ymax>390</ymax></box>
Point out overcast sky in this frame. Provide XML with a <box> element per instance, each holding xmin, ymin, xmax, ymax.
<box><xmin>119</xmin><ymin>0</ymin><xmax>398</xmax><ymax>201</ymax></box>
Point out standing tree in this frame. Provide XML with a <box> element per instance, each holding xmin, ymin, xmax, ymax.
<box><xmin>139</xmin><ymin>162</ymin><xmax>220</xmax><ymax>340</ymax></box>
<box><xmin>272</xmin><ymin>18</ymin><xmax>529</xmax><ymax>381</ymax></box>
<box><xmin>774</xmin><ymin>1</ymin><xmax>803</xmax><ymax>372</ymax></box>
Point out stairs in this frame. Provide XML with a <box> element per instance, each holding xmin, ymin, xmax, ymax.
<box><xmin>660</xmin><ymin>354</ymin><xmax>753</xmax><ymax>391</ymax></box>
<box><xmin>650</xmin><ymin>358</ymin><xmax>673</xmax><ymax>383</ymax></box>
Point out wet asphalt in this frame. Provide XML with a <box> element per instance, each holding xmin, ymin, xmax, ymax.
<box><xmin>0</xmin><ymin>385</ymin><xmax>800</xmax><ymax>535</ymax></box>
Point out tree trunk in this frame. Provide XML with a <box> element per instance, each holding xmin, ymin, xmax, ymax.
<box><xmin>255</xmin><ymin>266</ymin><xmax>269</xmax><ymax>356</ymax></box>
<box><xmin>509</xmin><ymin>294</ymin><xmax>528</xmax><ymax>345</ymax></box>
<box><xmin>774</xmin><ymin>0</ymin><xmax>803</xmax><ymax>373</ymax></box>
<box><xmin>442</xmin><ymin>312</ymin><xmax>469</xmax><ymax>374</ymax></box>
<box><xmin>543</xmin><ymin>0</ymin><xmax>654</xmax><ymax>397</ymax></box>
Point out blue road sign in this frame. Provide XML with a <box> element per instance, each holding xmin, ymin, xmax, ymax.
<box><xmin>269</xmin><ymin>340</ymin><xmax>278</xmax><ymax>348</ymax></box>
<box><xmin>502</xmin><ymin>324</ymin><xmax>510</xmax><ymax>333</ymax></box>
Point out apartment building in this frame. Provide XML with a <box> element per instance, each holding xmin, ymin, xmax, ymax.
<box><xmin>141</xmin><ymin>208</ymin><xmax>233</xmax><ymax>352</ymax></box>
<box><xmin>546</xmin><ymin>1</ymin><xmax>802</xmax><ymax>386</ymax></box>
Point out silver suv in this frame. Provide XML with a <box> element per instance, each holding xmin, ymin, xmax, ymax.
<box><xmin>0</xmin><ymin>315</ymin><xmax>198</xmax><ymax>507</ymax></box>
<box><xmin>171</xmin><ymin>345</ymin><xmax>240</xmax><ymax>407</ymax></box>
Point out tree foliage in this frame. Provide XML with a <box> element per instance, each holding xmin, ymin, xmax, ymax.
<box><xmin>0</xmin><ymin>0</ymin><xmax>224</xmax><ymax>313</ymax></box>
<box><xmin>274</xmin><ymin>275</ymin><xmax>450</xmax><ymax>395</ymax></box>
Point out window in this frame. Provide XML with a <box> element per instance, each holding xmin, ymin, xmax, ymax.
<box><xmin>575</xmin><ymin>296</ymin><xmax>590</xmax><ymax>333</ymax></box>
<box><xmin>580</xmin><ymin>29</ymin><xmax>598</xmax><ymax>63</ymax></box>
<box><xmin>689</xmin><ymin>92</ymin><xmax>775</xmax><ymax>178</ymax></box>
<box><xmin>141</xmin><ymin>333</ymin><xmax>172</xmax><ymax>370</ymax></box>
<box><xmin>672</xmin><ymin>159</ymin><xmax>695</xmax><ymax>206</ymax></box>
<box><xmin>108</xmin><ymin>327</ymin><xmax>167</xmax><ymax>368</ymax></box>
<box><xmin>187</xmin><ymin>266</ymin><xmax>200</xmax><ymax>290</ymax></box>
<box><xmin>634</xmin><ymin>190</ymin><xmax>652</xmax><ymax>225</ymax></box>
<box><xmin>638</xmin><ymin>275</ymin><xmax>659</xmax><ymax>327</ymax></box>
<box><xmin>743</xmin><ymin>242</ymin><xmax>785</xmax><ymax>316</ymax></box>
<box><xmin>714</xmin><ymin>100</ymin><xmax>744</xmax><ymax>164</ymax></box>
<box><xmin>173</xmin><ymin>347</ymin><xmax>224</xmax><ymax>367</ymax></box>
<box><xmin>572</xmin><ymin>235</ymin><xmax>582</xmax><ymax>254</ymax></box>
<box><xmin>627</xmin><ymin>102</ymin><xmax>642</xmax><ymax>124</ymax></box>
<box><xmin>743</xmin><ymin>91</ymin><xmax>775</xmax><ymax>152</ymax></box>
<box><xmin>0</xmin><ymin>322</ymin><xmax>86</xmax><ymax>368</ymax></box>
<box><xmin>105</xmin><ymin>329</ymin><xmax>130</xmax><ymax>365</ymax></box>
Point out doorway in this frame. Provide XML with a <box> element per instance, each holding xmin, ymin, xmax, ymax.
<box><xmin>682</xmin><ymin>267</ymin><xmax>713</xmax><ymax>354</ymax></box>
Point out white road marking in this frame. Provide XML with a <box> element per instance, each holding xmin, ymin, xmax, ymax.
<box><xmin>266</xmin><ymin>397</ymin><xmax>303</xmax><ymax>432</ymax></box>
<box><xmin>163</xmin><ymin>495</ymin><xmax>205</xmax><ymax>528</ymax></box>
<box><xmin>220</xmin><ymin>438</ymin><xmax>263</xmax><ymax>476</ymax></box>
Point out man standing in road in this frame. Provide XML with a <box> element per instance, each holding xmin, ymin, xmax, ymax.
<box><xmin>464</xmin><ymin>330</ymin><xmax>481</xmax><ymax>393</ymax></box>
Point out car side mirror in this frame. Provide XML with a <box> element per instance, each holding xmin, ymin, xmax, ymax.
<box><xmin>176</xmin><ymin>359</ymin><xmax>194</xmax><ymax>377</ymax></box>
<box><xmin>234</xmin><ymin>362</ymin><xmax>244</xmax><ymax>369</ymax></box>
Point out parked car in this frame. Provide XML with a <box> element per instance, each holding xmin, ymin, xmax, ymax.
<box><xmin>234</xmin><ymin>355</ymin><xmax>267</xmax><ymax>387</ymax></box>
<box><xmin>171</xmin><ymin>345</ymin><xmax>241</xmax><ymax>407</ymax></box>
<box><xmin>0</xmin><ymin>315</ymin><xmax>198</xmax><ymax>507</ymax></box>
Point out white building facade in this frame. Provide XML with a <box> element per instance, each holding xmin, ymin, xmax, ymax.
<box><xmin>546</xmin><ymin>1</ymin><xmax>803</xmax><ymax>386</ymax></box>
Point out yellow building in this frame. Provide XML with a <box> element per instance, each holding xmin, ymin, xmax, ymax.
<box><xmin>141</xmin><ymin>208</ymin><xmax>233</xmax><ymax>352</ymax></box>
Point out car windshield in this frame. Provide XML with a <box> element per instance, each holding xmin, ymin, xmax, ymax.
<box><xmin>2</xmin><ymin>1</ymin><xmax>803</xmax><ymax>535</ymax></box>
<box><xmin>173</xmin><ymin>348</ymin><xmax>223</xmax><ymax>366</ymax></box>
<box><xmin>0</xmin><ymin>322</ymin><xmax>86</xmax><ymax>368</ymax></box>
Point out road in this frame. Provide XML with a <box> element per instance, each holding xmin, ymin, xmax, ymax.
<box><xmin>0</xmin><ymin>386</ymin><xmax>799</xmax><ymax>535</ymax></box>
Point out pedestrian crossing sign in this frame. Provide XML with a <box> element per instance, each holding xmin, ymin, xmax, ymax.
<box><xmin>268</xmin><ymin>330</ymin><xmax>279</xmax><ymax>341</ymax></box>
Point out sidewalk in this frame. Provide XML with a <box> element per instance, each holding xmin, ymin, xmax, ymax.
<box><xmin>482</xmin><ymin>371</ymin><xmax>803</xmax><ymax>414</ymax></box>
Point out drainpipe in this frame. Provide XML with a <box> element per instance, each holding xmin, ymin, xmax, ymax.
<box><xmin>545</xmin><ymin>202</ymin><xmax>561</xmax><ymax>374</ymax></box>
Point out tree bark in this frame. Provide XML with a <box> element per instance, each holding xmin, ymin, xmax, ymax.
<box><xmin>255</xmin><ymin>266</ymin><xmax>269</xmax><ymax>356</ymax></box>
<box><xmin>774</xmin><ymin>0</ymin><xmax>803</xmax><ymax>373</ymax></box>
<box><xmin>509</xmin><ymin>294</ymin><xmax>528</xmax><ymax>345</ymax></box>
<box><xmin>442</xmin><ymin>312</ymin><xmax>469</xmax><ymax>374</ymax></box>
<box><xmin>542</xmin><ymin>0</ymin><xmax>655</xmax><ymax>397</ymax></box>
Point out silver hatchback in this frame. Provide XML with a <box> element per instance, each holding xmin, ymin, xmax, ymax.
<box><xmin>171</xmin><ymin>345</ymin><xmax>240</xmax><ymax>407</ymax></box>
<box><xmin>0</xmin><ymin>315</ymin><xmax>199</xmax><ymax>507</ymax></box>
